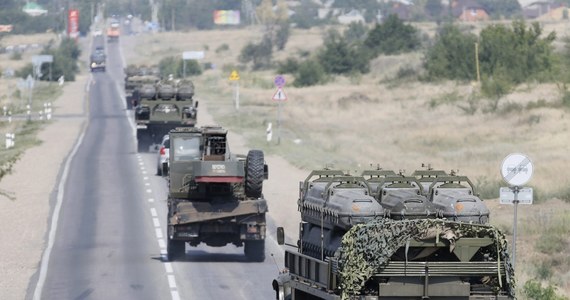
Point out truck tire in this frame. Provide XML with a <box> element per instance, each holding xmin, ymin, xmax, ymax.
<box><xmin>167</xmin><ymin>239</ymin><xmax>185</xmax><ymax>261</ymax></box>
<box><xmin>244</xmin><ymin>240</ymin><xmax>265</xmax><ymax>262</ymax></box>
<box><xmin>245</xmin><ymin>150</ymin><xmax>264</xmax><ymax>198</ymax></box>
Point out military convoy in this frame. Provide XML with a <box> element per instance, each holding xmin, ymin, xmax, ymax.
<box><xmin>164</xmin><ymin>126</ymin><xmax>268</xmax><ymax>262</ymax></box>
<box><xmin>120</xmin><ymin>57</ymin><xmax>514</xmax><ymax>299</ymax></box>
<box><xmin>273</xmin><ymin>168</ymin><xmax>515</xmax><ymax>300</ymax></box>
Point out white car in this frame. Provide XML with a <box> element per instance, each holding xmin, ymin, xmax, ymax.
<box><xmin>93</xmin><ymin>29</ymin><xmax>103</xmax><ymax>36</ymax></box>
<box><xmin>156</xmin><ymin>134</ymin><xmax>170</xmax><ymax>175</ymax></box>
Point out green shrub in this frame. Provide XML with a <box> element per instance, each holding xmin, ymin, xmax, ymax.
<box><xmin>523</xmin><ymin>280</ymin><xmax>568</xmax><ymax>300</ymax></box>
<box><xmin>239</xmin><ymin>36</ymin><xmax>273</xmax><ymax>70</ymax></box>
<box><xmin>535</xmin><ymin>261</ymin><xmax>554</xmax><ymax>280</ymax></box>
<box><xmin>424</xmin><ymin>24</ymin><xmax>478</xmax><ymax>81</ymax></box>
<box><xmin>293</xmin><ymin>59</ymin><xmax>326</xmax><ymax>87</ymax></box>
<box><xmin>344</xmin><ymin>21</ymin><xmax>368</xmax><ymax>44</ymax></box>
<box><xmin>364</xmin><ymin>14</ymin><xmax>420</xmax><ymax>56</ymax></box>
<box><xmin>526</xmin><ymin>99</ymin><xmax>549</xmax><ymax>109</ymax></box>
<box><xmin>277</xmin><ymin>57</ymin><xmax>300</xmax><ymax>74</ymax></box>
<box><xmin>274</xmin><ymin>22</ymin><xmax>290</xmax><ymax>51</ymax></box>
<box><xmin>215</xmin><ymin>43</ymin><xmax>230</xmax><ymax>53</ymax></box>
<box><xmin>318</xmin><ymin>29</ymin><xmax>370</xmax><ymax>75</ymax></box>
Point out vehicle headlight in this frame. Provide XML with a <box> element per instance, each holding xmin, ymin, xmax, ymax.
<box><xmin>91</xmin><ymin>62</ymin><xmax>96</xmax><ymax>67</ymax></box>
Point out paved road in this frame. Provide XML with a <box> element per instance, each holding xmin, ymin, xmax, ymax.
<box><xmin>31</xmin><ymin>32</ymin><xmax>282</xmax><ymax>300</ymax></box>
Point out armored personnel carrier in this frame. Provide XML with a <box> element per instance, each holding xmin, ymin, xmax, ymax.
<box><xmin>273</xmin><ymin>169</ymin><xmax>514</xmax><ymax>300</ymax></box>
<box><xmin>135</xmin><ymin>79</ymin><xmax>197</xmax><ymax>152</ymax></box>
<box><xmin>165</xmin><ymin>126</ymin><xmax>268</xmax><ymax>262</ymax></box>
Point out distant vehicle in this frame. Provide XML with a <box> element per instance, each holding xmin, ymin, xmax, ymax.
<box><xmin>156</xmin><ymin>134</ymin><xmax>170</xmax><ymax>176</ymax></box>
<box><xmin>93</xmin><ymin>29</ymin><xmax>102</xmax><ymax>36</ymax></box>
<box><xmin>90</xmin><ymin>50</ymin><xmax>106</xmax><ymax>72</ymax></box>
<box><xmin>107</xmin><ymin>24</ymin><xmax>120</xmax><ymax>42</ymax></box>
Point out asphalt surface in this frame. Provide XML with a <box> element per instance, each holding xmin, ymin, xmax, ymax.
<box><xmin>31</xmin><ymin>34</ymin><xmax>282</xmax><ymax>299</ymax></box>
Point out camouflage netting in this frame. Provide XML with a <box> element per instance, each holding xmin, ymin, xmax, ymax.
<box><xmin>337</xmin><ymin>219</ymin><xmax>515</xmax><ymax>299</ymax></box>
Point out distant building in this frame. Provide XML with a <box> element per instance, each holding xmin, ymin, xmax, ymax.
<box><xmin>450</xmin><ymin>0</ymin><xmax>489</xmax><ymax>21</ymax></box>
<box><xmin>22</xmin><ymin>2</ymin><xmax>48</xmax><ymax>17</ymax></box>
<box><xmin>337</xmin><ymin>9</ymin><xmax>365</xmax><ymax>24</ymax></box>
<box><xmin>523</xmin><ymin>1</ymin><xmax>565</xmax><ymax>19</ymax></box>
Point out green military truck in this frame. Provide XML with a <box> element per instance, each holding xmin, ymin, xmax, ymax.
<box><xmin>273</xmin><ymin>169</ymin><xmax>515</xmax><ymax>300</ymax></box>
<box><xmin>135</xmin><ymin>79</ymin><xmax>197</xmax><ymax>152</ymax></box>
<box><xmin>165</xmin><ymin>126</ymin><xmax>268</xmax><ymax>262</ymax></box>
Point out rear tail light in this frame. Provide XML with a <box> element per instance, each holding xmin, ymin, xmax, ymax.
<box><xmin>160</xmin><ymin>146</ymin><xmax>166</xmax><ymax>155</ymax></box>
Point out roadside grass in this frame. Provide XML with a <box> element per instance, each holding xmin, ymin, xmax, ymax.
<box><xmin>0</xmin><ymin>80</ymin><xmax>61</xmax><ymax>187</ymax></box>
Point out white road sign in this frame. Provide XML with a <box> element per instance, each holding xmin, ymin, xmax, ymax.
<box><xmin>182</xmin><ymin>51</ymin><xmax>205</xmax><ymax>60</ymax></box>
<box><xmin>272</xmin><ymin>88</ymin><xmax>287</xmax><ymax>101</ymax></box>
<box><xmin>499</xmin><ymin>187</ymin><xmax>533</xmax><ymax>205</ymax></box>
<box><xmin>500</xmin><ymin>153</ymin><xmax>533</xmax><ymax>186</ymax></box>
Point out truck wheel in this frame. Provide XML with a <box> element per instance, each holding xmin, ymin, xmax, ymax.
<box><xmin>245</xmin><ymin>150</ymin><xmax>264</xmax><ymax>198</ymax></box>
<box><xmin>167</xmin><ymin>239</ymin><xmax>185</xmax><ymax>261</ymax></box>
<box><xmin>244</xmin><ymin>240</ymin><xmax>265</xmax><ymax>262</ymax></box>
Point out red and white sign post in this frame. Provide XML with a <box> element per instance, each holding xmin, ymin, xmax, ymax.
<box><xmin>68</xmin><ymin>9</ymin><xmax>79</xmax><ymax>39</ymax></box>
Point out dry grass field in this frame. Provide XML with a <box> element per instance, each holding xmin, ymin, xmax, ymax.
<box><xmin>127</xmin><ymin>21</ymin><xmax>570</xmax><ymax>297</ymax></box>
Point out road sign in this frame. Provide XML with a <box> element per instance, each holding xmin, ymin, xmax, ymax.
<box><xmin>274</xmin><ymin>75</ymin><xmax>285</xmax><ymax>88</ymax></box>
<box><xmin>501</xmin><ymin>153</ymin><xmax>533</xmax><ymax>186</ymax></box>
<box><xmin>182</xmin><ymin>51</ymin><xmax>205</xmax><ymax>60</ymax></box>
<box><xmin>272</xmin><ymin>88</ymin><xmax>287</xmax><ymax>101</ymax></box>
<box><xmin>500</xmin><ymin>187</ymin><xmax>533</xmax><ymax>205</ymax></box>
<box><xmin>229</xmin><ymin>70</ymin><xmax>240</xmax><ymax>81</ymax></box>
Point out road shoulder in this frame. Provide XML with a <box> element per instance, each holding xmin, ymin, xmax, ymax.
<box><xmin>0</xmin><ymin>72</ymin><xmax>88</xmax><ymax>300</ymax></box>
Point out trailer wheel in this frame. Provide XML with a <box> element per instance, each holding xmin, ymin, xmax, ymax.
<box><xmin>245</xmin><ymin>150</ymin><xmax>264</xmax><ymax>198</ymax></box>
<box><xmin>167</xmin><ymin>239</ymin><xmax>185</xmax><ymax>261</ymax></box>
<box><xmin>244</xmin><ymin>240</ymin><xmax>265</xmax><ymax>262</ymax></box>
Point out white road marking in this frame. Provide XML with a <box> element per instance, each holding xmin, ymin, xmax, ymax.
<box><xmin>32</xmin><ymin>75</ymin><xmax>91</xmax><ymax>300</ymax></box>
<box><xmin>164</xmin><ymin>263</ymin><xmax>173</xmax><ymax>273</ymax></box>
<box><xmin>167</xmin><ymin>275</ymin><xmax>177</xmax><ymax>289</ymax></box>
<box><xmin>146</xmin><ymin>189</ymin><xmax>152</xmax><ymax>193</ymax></box>
<box><xmin>117</xmin><ymin>35</ymin><xmax>180</xmax><ymax>300</ymax></box>
<box><xmin>145</xmin><ymin>182</ymin><xmax>150</xmax><ymax>186</ymax></box>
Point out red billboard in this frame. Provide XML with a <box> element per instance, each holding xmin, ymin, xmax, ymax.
<box><xmin>68</xmin><ymin>9</ymin><xmax>79</xmax><ymax>39</ymax></box>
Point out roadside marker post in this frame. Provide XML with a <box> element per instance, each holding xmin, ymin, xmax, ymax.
<box><xmin>229</xmin><ymin>70</ymin><xmax>240</xmax><ymax>110</ymax></box>
<box><xmin>499</xmin><ymin>153</ymin><xmax>534</xmax><ymax>270</ymax></box>
<box><xmin>273</xmin><ymin>75</ymin><xmax>287</xmax><ymax>145</ymax></box>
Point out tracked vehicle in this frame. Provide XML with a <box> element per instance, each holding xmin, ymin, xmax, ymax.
<box><xmin>165</xmin><ymin>126</ymin><xmax>268</xmax><ymax>262</ymax></box>
<box><xmin>273</xmin><ymin>169</ymin><xmax>514</xmax><ymax>300</ymax></box>
<box><xmin>135</xmin><ymin>79</ymin><xmax>197</xmax><ymax>152</ymax></box>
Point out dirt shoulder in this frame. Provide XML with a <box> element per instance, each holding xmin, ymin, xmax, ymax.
<box><xmin>0</xmin><ymin>72</ymin><xmax>87</xmax><ymax>299</ymax></box>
